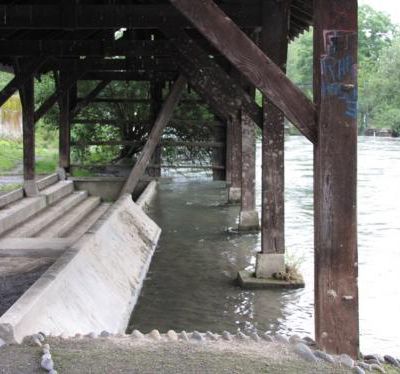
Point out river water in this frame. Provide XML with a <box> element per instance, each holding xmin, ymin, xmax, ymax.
<box><xmin>129</xmin><ymin>136</ymin><xmax>400</xmax><ymax>356</ymax></box>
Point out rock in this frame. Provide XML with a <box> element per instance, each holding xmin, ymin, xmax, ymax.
<box><xmin>0</xmin><ymin>338</ymin><xmax>5</xmax><ymax>348</ymax></box>
<box><xmin>302</xmin><ymin>336</ymin><xmax>317</xmax><ymax>347</ymax></box>
<box><xmin>41</xmin><ymin>357</ymin><xmax>54</xmax><ymax>371</ymax></box>
<box><xmin>167</xmin><ymin>330</ymin><xmax>178</xmax><ymax>341</ymax></box>
<box><xmin>384</xmin><ymin>355</ymin><xmax>400</xmax><ymax>367</ymax></box>
<box><xmin>364</xmin><ymin>354</ymin><xmax>383</xmax><ymax>363</ymax></box>
<box><xmin>314</xmin><ymin>350</ymin><xmax>335</xmax><ymax>364</ymax></box>
<box><xmin>32</xmin><ymin>336</ymin><xmax>42</xmax><ymax>347</ymax></box>
<box><xmin>43</xmin><ymin>348</ymin><xmax>50</xmax><ymax>355</ymax></box>
<box><xmin>180</xmin><ymin>331</ymin><xmax>190</xmax><ymax>342</ymax></box>
<box><xmin>42</xmin><ymin>353</ymin><xmax>52</xmax><ymax>361</ymax></box>
<box><xmin>148</xmin><ymin>330</ymin><xmax>161</xmax><ymax>341</ymax></box>
<box><xmin>43</xmin><ymin>344</ymin><xmax>50</xmax><ymax>350</ymax></box>
<box><xmin>293</xmin><ymin>343</ymin><xmax>318</xmax><ymax>363</ymax></box>
<box><xmin>236</xmin><ymin>332</ymin><xmax>248</xmax><ymax>340</ymax></box>
<box><xmin>289</xmin><ymin>335</ymin><xmax>302</xmax><ymax>345</ymax></box>
<box><xmin>206</xmin><ymin>331</ymin><xmax>218</xmax><ymax>341</ymax></box>
<box><xmin>100</xmin><ymin>331</ymin><xmax>111</xmax><ymax>338</ymax></box>
<box><xmin>222</xmin><ymin>331</ymin><xmax>232</xmax><ymax>341</ymax></box>
<box><xmin>275</xmin><ymin>334</ymin><xmax>289</xmax><ymax>344</ymax></box>
<box><xmin>357</xmin><ymin>362</ymin><xmax>371</xmax><ymax>371</ymax></box>
<box><xmin>250</xmin><ymin>332</ymin><xmax>260</xmax><ymax>342</ymax></box>
<box><xmin>87</xmin><ymin>332</ymin><xmax>97</xmax><ymax>339</ymax></box>
<box><xmin>354</xmin><ymin>366</ymin><xmax>366</xmax><ymax>374</ymax></box>
<box><xmin>339</xmin><ymin>354</ymin><xmax>355</xmax><ymax>369</ymax></box>
<box><xmin>192</xmin><ymin>331</ymin><xmax>204</xmax><ymax>342</ymax></box>
<box><xmin>37</xmin><ymin>333</ymin><xmax>45</xmax><ymax>342</ymax></box>
<box><xmin>49</xmin><ymin>371</ymin><xmax>58</xmax><ymax>374</ymax></box>
<box><xmin>131</xmin><ymin>330</ymin><xmax>144</xmax><ymax>339</ymax></box>
<box><xmin>74</xmin><ymin>333</ymin><xmax>83</xmax><ymax>339</ymax></box>
<box><xmin>365</xmin><ymin>359</ymin><xmax>381</xmax><ymax>366</ymax></box>
<box><xmin>262</xmin><ymin>334</ymin><xmax>274</xmax><ymax>342</ymax></box>
<box><xmin>370</xmin><ymin>364</ymin><xmax>385</xmax><ymax>373</ymax></box>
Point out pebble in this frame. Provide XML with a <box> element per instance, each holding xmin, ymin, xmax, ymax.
<box><xmin>180</xmin><ymin>331</ymin><xmax>190</xmax><ymax>342</ymax></box>
<box><xmin>365</xmin><ymin>359</ymin><xmax>381</xmax><ymax>366</ymax></box>
<box><xmin>43</xmin><ymin>344</ymin><xmax>50</xmax><ymax>350</ymax></box>
<box><xmin>354</xmin><ymin>366</ymin><xmax>366</xmax><ymax>374</ymax></box>
<box><xmin>236</xmin><ymin>332</ymin><xmax>248</xmax><ymax>341</ymax></box>
<box><xmin>41</xmin><ymin>357</ymin><xmax>54</xmax><ymax>371</ymax></box>
<box><xmin>148</xmin><ymin>330</ymin><xmax>161</xmax><ymax>341</ymax></box>
<box><xmin>42</xmin><ymin>353</ymin><xmax>52</xmax><ymax>361</ymax></box>
<box><xmin>384</xmin><ymin>355</ymin><xmax>400</xmax><ymax>367</ymax></box>
<box><xmin>293</xmin><ymin>343</ymin><xmax>318</xmax><ymax>363</ymax></box>
<box><xmin>32</xmin><ymin>336</ymin><xmax>42</xmax><ymax>347</ymax></box>
<box><xmin>222</xmin><ymin>331</ymin><xmax>232</xmax><ymax>341</ymax></box>
<box><xmin>250</xmin><ymin>332</ymin><xmax>260</xmax><ymax>342</ymax></box>
<box><xmin>43</xmin><ymin>348</ymin><xmax>50</xmax><ymax>355</ymax></box>
<box><xmin>289</xmin><ymin>335</ymin><xmax>302</xmax><ymax>345</ymax></box>
<box><xmin>302</xmin><ymin>336</ymin><xmax>317</xmax><ymax>347</ymax></box>
<box><xmin>49</xmin><ymin>371</ymin><xmax>58</xmax><ymax>374</ymax></box>
<box><xmin>314</xmin><ymin>350</ymin><xmax>335</xmax><ymax>364</ymax></box>
<box><xmin>100</xmin><ymin>331</ymin><xmax>111</xmax><ymax>338</ymax></box>
<box><xmin>262</xmin><ymin>334</ymin><xmax>274</xmax><ymax>342</ymax></box>
<box><xmin>206</xmin><ymin>331</ymin><xmax>218</xmax><ymax>341</ymax></box>
<box><xmin>87</xmin><ymin>332</ymin><xmax>97</xmax><ymax>339</ymax></box>
<box><xmin>370</xmin><ymin>364</ymin><xmax>385</xmax><ymax>373</ymax></box>
<box><xmin>37</xmin><ymin>333</ymin><xmax>45</xmax><ymax>342</ymax></box>
<box><xmin>364</xmin><ymin>355</ymin><xmax>384</xmax><ymax>364</ymax></box>
<box><xmin>357</xmin><ymin>362</ymin><xmax>371</xmax><ymax>371</ymax></box>
<box><xmin>192</xmin><ymin>331</ymin><xmax>204</xmax><ymax>342</ymax></box>
<box><xmin>131</xmin><ymin>330</ymin><xmax>144</xmax><ymax>339</ymax></box>
<box><xmin>339</xmin><ymin>354</ymin><xmax>355</xmax><ymax>369</ymax></box>
<box><xmin>275</xmin><ymin>334</ymin><xmax>289</xmax><ymax>344</ymax></box>
<box><xmin>167</xmin><ymin>330</ymin><xmax>178</xmax><ymax>341</ymax></box>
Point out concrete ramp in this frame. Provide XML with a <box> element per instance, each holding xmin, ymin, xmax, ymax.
<box><xmin>0</xmin><ymin>193</ymin><xmax>161</xmax><ymax>343</ymax></box>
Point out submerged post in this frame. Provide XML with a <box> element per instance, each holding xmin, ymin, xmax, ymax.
<box><xmin>120</xmin><ymin>75</ymin><xmax>187</xmax><ymax>196</ymax></box>
<box><xmin>227</xmin><ymin>112</ymin><xmax>242</xmax><ymax>203</ymax></box>
<box><xmin>314</xmin><ymin>0</ymin><xmax>359</xmax><ymax>356</ymax></box>
<box><xmin>20</xmin><ymin>74</ymin><xmax>38</xmax><ymax>196</ymax></box>
<box><xmin>256</xmin><ymin>0</ymin><xmax>289</xmax><ymax>277</ymax></box>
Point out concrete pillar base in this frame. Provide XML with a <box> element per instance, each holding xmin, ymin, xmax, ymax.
<box><xmin>23</xmin><ymin>180</ymin><xmax>39</xmax><ymax>197</ymax></box>
<box><xmin>255</xmin><ymin>253</ymin><xmax>285</xmax><ymax>279</ymax></box>
<box><xmin>228</xmin><ymin>187</ymin><xmax>241</xmax><ymax>204</ymax></box>
<box><xmin>57</xmin><ymin>167</ymin><xmax>67</xmax><ymax>181</ymax></box>
<box><xmin>238</xmin><ymin>210</ymin><xmax>260</xmax><ymax>231</ymax></box>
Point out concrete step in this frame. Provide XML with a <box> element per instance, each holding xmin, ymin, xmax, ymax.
<box><xmin>0</xmin><ymin>196</ymin><xmax>47</xmax><ymax>237</ymax></box>
<box><xmin>65</xmin><ymin>203</ymin><xmax>111</xmax><ymax>239</ymax></box>
<box><xmin>4</xmin><ymin>191</ymin><xmax>89</xmax><ymax>238</ymax></box>
<box><xmin>38</xmin><ymin>196</ymin><xmax>101</xmax><ymax>238</ymax></box>
<box><xmin>37</xmin><ymin>173</ymin><xmax>59</xmax><ymax>191</ymax></box>
<box><xmin>41</xmin><ymin>180</ymin><xmax>74</xmax><ymax>205</ymax></box>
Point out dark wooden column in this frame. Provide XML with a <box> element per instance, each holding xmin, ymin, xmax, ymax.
<box><xmin>20</xmin><ymin>74</ymin><xmax>38</xmax><ymax>196</ymax></box>
<box><xmin>225</xmin><ymin>120</ymin><xmax>233</xmax><ymax>185</ymax></box>
<box><xmin>228</xmin><ymin>112</ymin><xmax>242</xmax><ymax>203</ymax></box>
<box><xmin>314</xmin><ymin>0</ymin><xmax>359</xmax><ymax>357</ymax></box>
<box><xmin>59</xmin><ymin>69</ymin><xmax>71</xmax><ymax>173</ymax></box>
<box><xmin>239</xmin><ymin>109</ymin><xmax>259</xmax><ymax>230</ymax></box>
<box><xmin>149</xmin><ymin>81</ymin><xmax>164</xmax><ymax>178</ymax></box>
<box><xmin>256</xmin><ymin>0</ymin><xmax>289</xmax><ymax>277</ymax></box>
<box><xmin>212</xmin><ymin>117</ymin><xmax>226</xmax><ymax>181</ymax></box>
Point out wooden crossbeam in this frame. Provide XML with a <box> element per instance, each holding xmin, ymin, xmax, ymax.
<box><xmin>164</xmin><ymin>28</ymin><xmax>262</xmax><ymax>127</ymax></box>
<box><xmin>170</xmin><ymin>0</ymin><xmax>317</xmax><ymax>143</ymax></box>
<box><xmin>0</xmin><ymin>57</ymin><xmax>47</xmax><ymax>108</ymax></box>
<box><xmin>120</xmin><ymin>75</ymin><xmax>187</xmax><ymax>196</ymax></box>
<box><xmin>71</xmin><ymin>80</ymin><xmax>110</xmax><ymax>118</ymax></box>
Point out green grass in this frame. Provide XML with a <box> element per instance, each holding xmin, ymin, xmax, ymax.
<box><xmin>0</xmin><ymin>183</ymin><xmax>22</xmax><ymax>194</ymax></box>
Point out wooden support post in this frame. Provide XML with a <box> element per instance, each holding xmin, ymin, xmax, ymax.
<box><xmin>256</xmin><ymin>0</ymin><xmax>289</xmax><ymax>278</ymax></box>
<box><xmin>212</xmin><ymin>117</ymin><xmax>226</xmax><ymax>181</ymax></box>
<box><xmin>20</xmin><ymin>75</ymin><xmax>38</xmax><ymax>196</ymax></box>
<box><xmin>227</xmin><ymin>112</ymin><xmax>242</xmax><ymax>203</ymax></box>
<box><xmin>148</xmin><ymin>81</ymin><xmax>164</xmax><ymax>178</ymax></box>
<box><xmin>225</xmin><ymin>120</ymin><xmax>233</xmax><ymax>185</ymax></box>
<box><xmin>170</xmin><ymin>0</ymin><xmax>317</xmax><ymax>143</ymax></box>
<box><xmin>59</xmin><ymin>70</ymin><xmax>71</xmax><ymax>173</ymax></box>
<box><xmin>120</xmin><ymin>76</ymin><xmax>187</xmax><ymax>196</ymax></box>
<box><xmin>238</xmin><ymin>109</ymin><xmax>259</xmax><ymax>231</ymax></box>
<box><xmin>314</xmin><ymin>0</ymin><xmax>359</xmax><ymax>357</ymax></box>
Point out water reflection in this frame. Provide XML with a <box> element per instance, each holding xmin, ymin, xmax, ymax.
<box><xmin>129</xmin><ymin>136</ymin><xmax>400</xmax><ymax>355</ymax></box>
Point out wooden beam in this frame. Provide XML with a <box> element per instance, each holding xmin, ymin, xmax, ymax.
<box><xmin>170</xmin><ymin>0</ymin><xmax>317</xmax><ymax>143</ymax></box>
<box><xmin>0</xmin><ymin>57</ymin><xmax>46</xmax><ymax>108</ymax></box>
<box><xmin>71</xmin><ymin>80</ymin><xmax>110</xmax><ymax>118</ymax></box>
<box><xmin>120</xmin><ymin>75</ymin><xmax>187</xmax><ymax>196</ymax></box>
<box><xmin>163</xmin><ymin>28</ymin><xmax>262</xmax><ymax>127</ymax></box>
<box><xmin>314</xmin><ymin>0</ymin><xmax>359</xmax><ymax>357</ymax></box>
<box><xmin>260</xmin><ymin>0</ymin><xmax>289</xmax><ymax>255</ymax></box>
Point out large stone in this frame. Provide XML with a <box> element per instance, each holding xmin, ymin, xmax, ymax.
<box><xmin>238</xmin><ymin>210</ymin><xmax>260</xmax><ymax>232</ymax></box>
<box><xmin>255</xmin><ymin>253</ymin><xmax>285</xmax><ymax>279</ymax></box>
<box><xmin>237</xmin><ymin>270</ymin><xmax>305</xmax><ymax>290</ymax></box>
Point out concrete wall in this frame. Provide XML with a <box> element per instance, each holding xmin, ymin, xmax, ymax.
<box><xmin>0</xmin><ymin>190</ymin><xmax>161</xmax><ymax>343</ymax></box>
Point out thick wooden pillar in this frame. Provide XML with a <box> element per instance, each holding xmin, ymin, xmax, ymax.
<box><xmin>256</xmin><ymin>0</ymin><xmax>289</xmax><ymax>277</ymax></box>
<box><xmin>239</xmin><ymin>109</ymin><xmax>259</xmax><ymax>230</ymax></box>
<box><xmin>212</xmin><ymin>118</ymin><xmax>226</xmax><ymax>181</ymax></box>
<box><xmin>225</xmin><ymin>120</ymin><xmax>233</xmax><ymax>185</ymax></box>
<box><xmin>314</xmin><ymin>0</ymin><xmax>359</xmax><ymax>357</ymax></box>
<box><xmin>59</xmin><ymin>70</ymin><xmax>71</xmax><ymax>173</ymax></box>
<box><xmin>149</xmin><ymin>81</ymin><xmax>163</xmax><ymax>178</ymax></box>
<box><xmin>227</xmin><ymin>112</ymin><xmax>241</xmax><ymax>203</ymax></box>
<box><xmin>20</xmin><ymin>75</ymin><xmax>38</xmax><ymax>196</ymax></box>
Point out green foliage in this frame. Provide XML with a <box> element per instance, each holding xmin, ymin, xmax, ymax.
<box><xmin>0</xmin><ymin>139</ymin><xmax>22</xmax><ymax>171</ymax></box>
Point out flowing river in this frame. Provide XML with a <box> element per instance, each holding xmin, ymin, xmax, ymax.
<box><xmin>129</xmin><ymin>136</ymin><xmax>400</xmax><ymax>356</ymax></box>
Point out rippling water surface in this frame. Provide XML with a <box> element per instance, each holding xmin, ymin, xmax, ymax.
<box><xmin>129</xmin><ymin>136</ymin><xmax>400</xmax><ymax>355</ymax></box>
